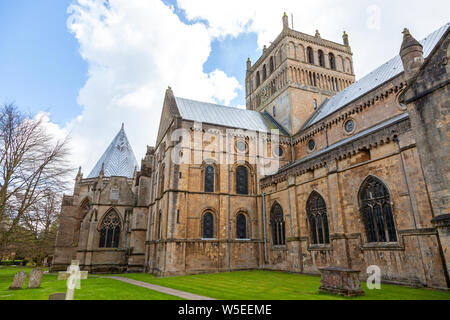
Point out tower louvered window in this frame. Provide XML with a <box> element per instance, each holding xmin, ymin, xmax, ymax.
<box><xmin>99</xmin><ymin>211</ymin><xmax>121</xmax><ymax>248</ymax></box>
<box><xmin>360</xmin><ymin>176</ymin><xmax>397</xmax><ymax>243</ymax></box>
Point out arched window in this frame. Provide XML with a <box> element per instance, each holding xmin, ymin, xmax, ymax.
<box><xmin>236</xmin><ymin>166</ymin><xmax>249</xmax><ymax>195</ymax></box>
<box><xmin>269</xmin><ymin>57</ymin><xmax>274</xmax><ymax>73</ymax></box>
<box><xmin>263</xmin><ymin>64</ymin><xmax>267</xmax><ymax>81</ymax></box>
<box><xmin>359</xmin><ymin>176</ymin><xmax>397</xmax><ymax>243</ymax></box>
<box><xmin>270</xmin><ymin>203</ymin><xmax>285</xmax><ymax>246</ymax></box>
<box><xmin>256</xmin><ymin>72</ymin><xmax>260</xmax><ymax>87</ymax></box>
<box><xmin>202</xmin><ymin>212</ymin><xmax>214</xmax><ymax>239</ymax></box>
<box><xmin>273</xmin><ymin>106</ymin><xmax>276</xmax><ymax>117</ymax></box>
<box><xmin>307</xmin><ymin>191</ymin><xmax>330</xmax><ymax>245</ymax></box>
<box><xmin>204</xmin><ymin>165</ymin><xmax>214</xmax><ymax>193</ymax></box>
<box><xmin>307</xmin><ymin>47</ymin><xmax>314</xmax><ymax>64</ymax></box>
<box><xmin>236</xmin><ymin>213</ymin><xmax>247</xmax><ymax>239</ymax></box>
<box><xmin>313</xmin><ymin>99</ymin><xmax>318</xmax><ymax>110</ymax></box>
<box><xmin>318</xmin><ymin>50</ymin><xmax>325</xmax><ymax>67</ymax></box>
<box><xmin>329</xmin><ymin>53</ymin><xmax>336</xmax><ymax>70</ymax></box>
<box><xmin>99</xmin><ymin>211</ymin><xmax>121</xmax><ymax>248</ymax></box>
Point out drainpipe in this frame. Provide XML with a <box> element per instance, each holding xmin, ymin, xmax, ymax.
<box><xmin>262</xmin><ymin>192</ymin><xmax>268</xmax><ymax>265</ymax></box>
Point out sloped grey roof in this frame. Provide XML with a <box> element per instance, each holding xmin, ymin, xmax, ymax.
<box><xmin>88</xmin><ymin>124</ymin><xmax>139</xmax><ymax>179</ymax></box>
<box><xmin>303</xmin><ymin>23</ymin><xmax>449</xmax><ymax>129</ymax></box>
<box><xmin>175</xmin><ymin>97</ymin><xmax>278</xmax><ymax>133</ymax></box>
<box><xmin>279</xmin><ymin>112</ymin><xmax>409</xmax><ymax>174</ymax></box>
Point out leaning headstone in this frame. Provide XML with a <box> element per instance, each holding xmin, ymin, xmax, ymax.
<box><xmin>319</xmin><ymin>266</ymin><xmax>365</xmax><ymax>297</ymax></box>
<box><xmin>49</xmin><ymin>293</ymin><xmax>66</xmax><ymax>300</ymax></box>
<box><xmin>28</xmin><ymin>268</ymin><xmax>44</xmax><ymax>288</ymax></box>
<box><xmin>9</xmin><ymin>270</ymin><xmax>27</xmax><ymax>290</ymax></box>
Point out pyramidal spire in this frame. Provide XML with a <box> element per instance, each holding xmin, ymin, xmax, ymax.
<box><xmin>87</xmin><ymin>124</ymin><xmax>139</xmax><ymax>178</ymax></box>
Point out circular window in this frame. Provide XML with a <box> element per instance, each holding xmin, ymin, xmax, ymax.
<box><xmin>308</xmin><ymin>139</ymin><xmax>316</xmax><ymax>151</ymax></box>
<box><xmin>273</xmin><ymin>146</ymin><xmax>284</xmax><ymax>157</ymax></box>
<box><xmin>344</xmin><ymin>119</ymin><xmax>355</xmax><ymax>134</ymax></box>
<box><xmin>236</xmin><ymin>140</ymin><xmax>247</xmax><ymax>153</ymax></box>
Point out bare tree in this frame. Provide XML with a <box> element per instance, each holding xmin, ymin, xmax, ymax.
<box><xmin>0</xmin><ymin>103</ymin><xmax>72</xmax><ymax>259</ymax></box>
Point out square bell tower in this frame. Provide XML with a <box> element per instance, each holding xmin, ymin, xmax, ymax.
<box><xmin>246</xmin><ymin>13</ymin><xmax>356</xmax><ymax>134</ymax></box>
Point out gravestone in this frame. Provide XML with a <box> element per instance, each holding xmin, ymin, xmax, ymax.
<box><xmin>9</xmin><ymin>270</ymin><xmax>27</xmax><ymax>290</ymax></box>
<box><xmin>58</xmin><ymin>260</ymin><xmax>89</xmax><ymax>300</ymax></box>
<box><xmin>28</xmin><ymin>268</ymin><xmax>44</xmax><ymax>288</ymax></box>
<box><xmin>48</xmin><ymin>293</ymin><xmax>66</xmax><ymax>300</ymax></box>
<box><xmin>319</xmin><ymin>266</ymin><xmax>365</xmax><ymax>297</ymax></box>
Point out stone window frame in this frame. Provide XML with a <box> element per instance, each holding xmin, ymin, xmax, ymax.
<box><xmin>234</xmin><ymin>210</ymin><xmax>251</xmax><ymax>240</ymax></box>
<box><xmin>269</xmin><ymin>201</ymin><xmax>287</xmax><ymax>249</ymax></box>
<box><xmin>306</xmin><ymin>191</ymin><xmax>331</xmax><ymax>247</ymax></box>
<box><xmin>97</xmin><ymin>208</ymin><xmax>123</xmax><ymax>249</ymax></box>
<box><xmin>200</xmin><ymin>209</ymin><xmax>218</xmax><ymax>240</ymax></box>
<box><xmin>307</xmin><ymin>139</ymin><xmax>316</xmax><ymax>153</ymax></box>
<box><xmin>343</xmin><ymin>117</ymin><xmax>357</xmax><ymax>135</ymax></box>
<box><xmin>201</xmin><ymin>161</ymin><xmax>220</xmax><ymax>193</ymax></box>
<box><xmin>358</xmin><ymin>175</ymin><xmax>399</xmax><ymax>246</ymax></box>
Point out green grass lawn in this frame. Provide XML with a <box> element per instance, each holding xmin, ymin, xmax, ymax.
<box><xmin>120</xmin><ymin>270</ymin><xmax>450</xmax><ymax>300</ymax></box>
<box><xmin>0</xmin><ymin>266</ymin><xmax>182</xmax><ymax>300</ymax></box>
<box><xmin>1</xmin><ymin>266</ymin><xmax>449</xmax><ymax>300</ymax></box>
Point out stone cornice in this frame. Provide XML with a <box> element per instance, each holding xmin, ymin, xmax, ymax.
<box><xmin>249</xmin><ymin>28</ymin><xmax>351</xmax><ymax>73</ymax></box>
<box><xmin>261</xmin><ymin>115</ymin><xmax>411</xmax><ymax>187</ymax></box>
<box><xmin>293</xmin><ymin>77</ymin><xmax>407</xmax><ymax>144</ymax></box>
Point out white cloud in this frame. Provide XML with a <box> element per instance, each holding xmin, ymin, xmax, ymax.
<box><xmin>59</xmin><ymin>0</ymin><xmax>241</xmax><ymax>176</ymax></box>
<box><xmin>41</xmin><ymin>0</ymin><xmax>450</xmax><ymax>180</ymax></box>
<box><xmin>176</xmin><ymin>0</ymin><xmax>450</xmax><ymax>78</ymax></box>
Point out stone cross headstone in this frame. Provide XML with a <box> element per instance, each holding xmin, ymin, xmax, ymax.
<box><xmin>28</xmin><ymin>268</ymin><xmax>44</xmax><ymax>289</ymax></box>
<box><xmin>57</xmin><ymin>260</ymin><xmax>88</xmax><ymax>300</ymax></box>
<box><xmin>9</xmin><ymin>270</ymin><xmax>27</xmax><ymax>290</ymax></box>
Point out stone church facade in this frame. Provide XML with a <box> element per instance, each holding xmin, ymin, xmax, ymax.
<box><xmin>52</xmin><ymin>15</ymin><xmax>450</xmax><ymax>290</ymax></box>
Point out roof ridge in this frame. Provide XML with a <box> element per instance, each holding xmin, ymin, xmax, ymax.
<box><xmin>302</xmin><ymin>22</ymin><xmax>449</xmax><ymax>129</ymax></box>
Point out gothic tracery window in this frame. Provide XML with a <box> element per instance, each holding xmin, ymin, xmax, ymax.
<box><xmin>202</xmin><ymin>212</ymin><xmax>214</xmax><ymax>239</ymax></box>
<box><xmin>204</xmin><ymin>165</ymin><xmax>215</xmax><ymax>193</ymax></box>
<box><xmin>236</xmin><ymin>213</ymin><xmax>247</xmax><ymax>239</ymax></box>
<box><xmin>99</xmin><ymin>210</ymin><xmax>121</xmax><ymax>248</ymax></box>
<box><xmin>236</xmin><ymin>166</ymin><xmax>249</xmax><ymax>195</ymax></box>
<box><xmin>270</xmin><ymin>203</ymin><xmax>286</xmax><ymax>246</ymax></box>
<box><xmin>307</xmin><ymin>191</ymin><xmax>330</xmax><ymax>245</ymax></box>
<box><xmin>360</xmin><ymin>176</ymin><xmax>397</xmax><ymax>243</ymax></box>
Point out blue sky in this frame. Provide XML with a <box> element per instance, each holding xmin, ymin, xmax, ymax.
<box><xmin>0</xmin><ymin>0</ymin><xmax>260</xmax><ymax>126</ymax></box>
<box><xmin>0</xmin><ymin>0</ymin><xmax>87</xmax><ymax>125</ymax></box>
<box><xmin>0</xmin><ymin>0</ymin><xmax>448</xmax><ymax>173</ymax></box>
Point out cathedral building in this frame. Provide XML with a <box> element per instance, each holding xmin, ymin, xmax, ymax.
<box><xmin>52</xmin><ymin>14</ymin><xmax>450</xmax><ymax>290</ymax></box>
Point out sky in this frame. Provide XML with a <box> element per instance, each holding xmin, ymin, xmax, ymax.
<box><xmin>0</xmin><ymin>0</ymin><xmax>449</xmax><ymax>178</ymax></box>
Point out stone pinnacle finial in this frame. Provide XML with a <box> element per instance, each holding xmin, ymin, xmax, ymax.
<box><xmin>263</xmin><ymin>45</ymin><xmax>267</xmax><ymax>53</ymax></box>
<box><xmin>315</xmin><ymin>30</ymin><xmax>321</xmax><ymax>38</ymax></box>
<box><xmin>99</xmin><ymin>162</ymin><xmax>105</xmax><ymax>176</ymax></box>
<box><xmin>343</xmin><ymin>31</ymin><xmax>349</xmax><ymax>46</ymax></box>
<box><xmin>399</xmin><ymin>27</ymin><xmax>424</xmax><ymax>81</ymax></box>
<box><xmin>247</xmin><ymin>57</ymin><xmax>251</xmax><ymax>70</ymax></box>
<box><xmin>282</xmin><ymin>12</ymin><xmax>289</xmax><ymax>30</ymax></box>
<box><xmin>121</xmin><ymin>123</ymin><xmax>124</xmax><ymax>130</ymax></box>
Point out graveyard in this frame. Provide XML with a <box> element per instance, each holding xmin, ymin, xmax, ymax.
<box><xmin>0</xmin><ymin>265</ymin><xmax>449</xmax><ymax>300</ymax></box>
